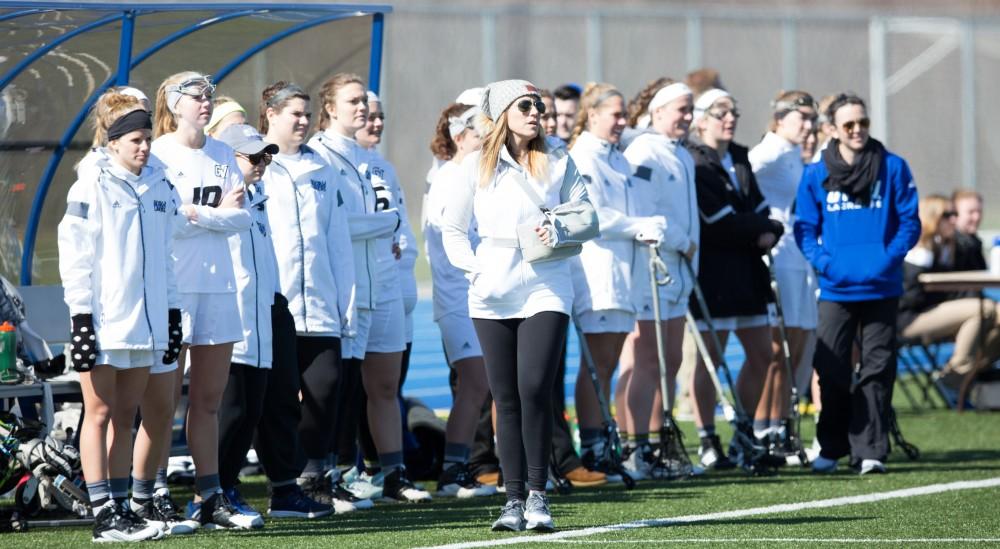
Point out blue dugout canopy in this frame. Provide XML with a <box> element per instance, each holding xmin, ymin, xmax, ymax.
<box><xmin>0</xmin><ymin>1</ymin><xmax>391</xmax><ymax>285</ymax></box>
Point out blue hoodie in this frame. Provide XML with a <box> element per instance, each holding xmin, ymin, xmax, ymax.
<box><xmin>794</xmin><ymin>148</ymin><xmax>920</xmax><ymax>302</ymax></box>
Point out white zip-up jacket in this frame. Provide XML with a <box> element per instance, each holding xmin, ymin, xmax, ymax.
<box><xmin>441</xmin><ymin>148</ymin><xmax>592</xmax><ymax>320</ymax></box>
<box><xmin>58</xmin><ymin>162</ymin><xmax>181</xmax><ymax>350</ymax></box>
<box><xmin>370</xmin><ymin>151</ymin><xmax>419</xmax><ymax>317</ymax></box>
<box><xmin>569</xmin><ymin>131</ymin><xmax>666</xmax><ymax>314</ymax></box>
<box><xmin>263</xmin><ymin>146</ymin><xmax>356</xmax><ymax>337</ymax></box>
<box><xmin>228</xmin><ymin>181</ymin><xmax>279</xmax><ymax>367</ymax></box>
<box><xmin>360</xmin><ymin>151</ymin><xmax>404</xmax><ymax>304</ymax></box>
<box><xmin>425</xmin><ymin>159</ymin><xmax>481</xmax><ymax>321</ymax></box>
<box><xmin>623</xmin><ymin>132</ymin><xmax>700</xmax><ymax>307</ymax></box>
<box><xmin>150</xmin><ymin>135</ymin><xmax>251</xmax><ymax>294</ymax></box>
<box><xmin>308</xmin><ymin>130</ymin><xmax>399</xmax><ymax>310</ymax></box>
<box><xmin>749</xmin><ymin>131</ymin><xmax>810</xmax><ymax>272</ymax></box>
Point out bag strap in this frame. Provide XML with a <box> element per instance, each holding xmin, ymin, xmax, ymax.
<box><xmin>513</xmin><ymin>173</ymin><xmax>547</xmax><ymax>213</ymax></box>
<box><xmin>512</xmin><ymin>155</ymin><xmax>580</xmax><ymax>213</ymax></box>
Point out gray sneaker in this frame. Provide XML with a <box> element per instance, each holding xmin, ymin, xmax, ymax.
<box><xmin>524</xmin><ymin>492</ymin><xmax>555</xmax><ymax>532</ymax></box>
<box><xmin>491</xmin><ymin>499</ymin><xmax>525</xmax><ymax>532</ymax></box>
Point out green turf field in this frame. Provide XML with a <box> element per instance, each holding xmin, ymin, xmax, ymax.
<box><xmin>5</xmin><ymin>377</ymin><xmax>1000</xmax><ymax>548</ymax></box>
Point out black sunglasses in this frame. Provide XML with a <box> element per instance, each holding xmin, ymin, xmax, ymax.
<box><xmin>942</xmin><ymin>210</ymin><xmax>958</xmax><ymax>218</ymax></box>
<box><xmin>841</xmin><ymin>117</ymin><xmax>870</xmax><ymax>133</ymax></box>
<box><xmin>516</xmin><ymin>98</ymin><xmax>546</xmax><ymax>114</ymax></box>
<box><xmin>239</xmin><ymin>152</ymin><xmax>272</xmax><ymax>166</ymax></box>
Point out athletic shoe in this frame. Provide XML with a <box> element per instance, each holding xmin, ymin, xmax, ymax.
<box><xmin>222</xmin><ymin>487</ymin><xmax>265</xmax><ymax>528</ymax></box>
<box><xmin>859</xmin><ymin>459</ymin><xmax>887</xmax><ymax>475</ymax></box>
<box><xmin>563</xmin><ymin>465</ymin><xmax>608</xmax><ymax>487</ymax></box>
<box><xmin>268</xmin><ymin>485</ymin><xmax>333</xmax><ymax>519</ymax></box>
<box><xmin>436</xmin><ymin>463</ymin><xmax>497</xmax><ymax>498</ymax></box>
<box><xmin>131</xmin><ymin>491</ymin><xmax>198</xmax><ymax>536</ymax></box>
<box><xmin>333</xmin><ymin>479</ymin><xmax>373</xmax><ymax>511</ymax></box>
<box><xmin>491</xmin><ymin>499</ymin><xmax>525</xmax><ymax>532</ymax></box>
<box><xmin>811</xmin><ymin>455</ymin><xmax>838</xmax><ymax>474</ymax></box>
<box><xmin>91</xmin><ymin>500</ymin><xmax>162</xmax><ymax>543</ymax></box>
<box><xmin>805</xmin><ymin>437</ymin><xmax>822</xmax><ymax>462</ymax></box>
<box><xmin>297</xmin><ymin>475</ymin><xmax>333</xmax><ymax>506</ymax></box>
<box><xmin>188</xmin><ymin>492</ymin><xmax>259</xmax><ymax>530</ymax></box>
<box><xmin>580</xmin><ymin>449</ymin><xmax>625</xmax><ymax>484</ymax></box>
<box><xmin>381</xmin><ymin>467</ymin><xmax>432</xmax><ymax>502</ymax></box>
<box><xmin>342</xmin><ymin>467</ymin><xmax>383</xmax><ymax>500</ymax></box>
<box><xmin>166</xmin><ymin>456</ymin><xmax>195</xmax><ymax>485</ymax></box>
<box><xmin>623</xmin><ymin>444</ymin><xmax>657</xmax><ymax>480</ymax></box>
<box><xmin>524</xmin><ymin>492</ymin><xmax>555</xmax><ymax>532</ymax></box>
<box><xmin>699</xmin><ymin>435</ymin><xmax>736</xmax><ymax>470</ymax></box>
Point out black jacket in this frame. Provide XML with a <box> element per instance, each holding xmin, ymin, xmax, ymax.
<box><xmin>898</xmin><ymin>237</ymin><xmax>986</xmax><ymax>331</ymax></box>
<box><xmin>685</xmin><ymin>140</ymin><xmax>782</xmax><ymax>319</ymax></box>
<box><xmin>954</xmin><ymin>232</ymin><xmax>987</xmax><ymax>271</ymax></box>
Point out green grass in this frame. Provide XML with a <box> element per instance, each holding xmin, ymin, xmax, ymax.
<box><xmin>6</xmin><ymin>377</ymin><xmax>1000</xmax><ymax>548</ymax></box>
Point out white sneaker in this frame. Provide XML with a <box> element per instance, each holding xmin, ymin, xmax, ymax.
<box><xmin>859</xmin><ymin>459</ymin><xmax>887</xmax><ymax>475</ymax></box>
<box><xmin>623</xmin><ymin>445</ymin><xmax>654</xmax><ymax>481</ymax></box>
<box><xmin>342</xmin><ymin>468</ymin><xmax>382</xmax><ymax>501</ymax></box>
<box><xmin>524</xmin><ymin>492</ymin><xmax>554</xmax><ymax>532</ymax></box>
<box><xmin>811</xmin><ymin>455</ymin><xmax>838</xmax><ymax>474</ymax></box>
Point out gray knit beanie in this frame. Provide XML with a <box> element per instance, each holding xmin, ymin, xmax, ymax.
<box><xmin>481</xmin><ymin>79</ymin><xmax>541</xmax><ymax>121</ymax></box>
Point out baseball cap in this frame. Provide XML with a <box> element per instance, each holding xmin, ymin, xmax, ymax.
<box><xmin>217</xmin><ymin>123</ymin><xmax>279</xmax><ymax>155</ymax></box>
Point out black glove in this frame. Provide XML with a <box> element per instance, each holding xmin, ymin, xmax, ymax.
<box><xmin>69</xmin><ymin>314</ymin><xmax>98</xmax><ymax>372</ymax></box>
<box><xmin>768</xmin><ymin>219</ymin><xmax>786</xmax><ymax>240</ymax></box>
<box><xmin>162</xmin><ymin>308</ymin><xmax>183</xmax><ymax>365</ymax></box>
<box><xmin>273</xmin><ymin>293</ymin><xmax>289</xmax><ymax>310</ymax></box>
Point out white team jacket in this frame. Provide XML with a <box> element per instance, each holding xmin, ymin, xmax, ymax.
<box><xmin>623</xmin><ymin>132</ymin><xmax>700</xmax><ymax>308</ymax></box>
<box><xmin>58</xmin><ymin>162</ymin><xmax>181</xmax><ymax>350</ymax></box>
<box><xmin>569</xmin><ymin>131</ymin><xmax>666</xmax><ymax>315</ymax></box>
<box><xmin>308</xmin><ymin>130</ymin><xmax>399</xmax><ymax>310</ymax></box>
<box><xmin>749</xmin><ymin>131</ymin><xmax>811</xmax><ymax>272</ymax></box>
<box><xmin>441</xmin><ymin>147</ymin><xmax>592</xmax><ymax>320</ymax></box>
<box><xmin>228</xmin><ymin>181</ymin><xmax>279</xmax><ymax>367</ymax></box>
<box><xmin>425</xmin><ymin>160</ymin><xmax>481</xmax><ymax>321</ymax></box>
<box><xmin>369</xmin><ymin>151</ymin><xmax>419</xmax><ymax>318</ymax></box>
<box><xmin>263</xmin><ymin>146</ymin><xmax>356</xmax><ymax>337</ymax></box>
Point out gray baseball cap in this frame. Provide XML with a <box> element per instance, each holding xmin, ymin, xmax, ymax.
<box><xmin>217</xmin><ymin>123</ymin><xmax>279</xmax><ymax>155</ymax></box>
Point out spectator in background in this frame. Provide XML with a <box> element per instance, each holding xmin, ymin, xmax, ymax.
<box><xmin>553</xmin><ymin>84</ymin><xmax>581</xmax><ymax>142</ymax></box>
<box><xmin>952</xmin><ymin>189</ymin><xmax>987</xmax><ymax>270</ymax></box>
<box><xmin>795</xmin><ymin>93</ymin><xmax>920</xmax><ymax>475</ymax></box>
<box><xmin>812</xmin><ymin>94</ymin><xmax>838</xmax><ymax>162</ymax></box>
<box><xmin>205</xmin><ymin>96</ymin><xmax>247</xmax><ymax>138</ymax></box>
<box><xmin>685</xmin><ymin>68</ymin><xmax>724</xmax><ymax>97</ymax></box>
<box><xmin>539</xmin><ymin>89</ymin><xmax>558</xmax><ymax>138</ymax></box>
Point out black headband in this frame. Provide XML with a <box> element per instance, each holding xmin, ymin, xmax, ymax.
<box><xmin>107</xmin><ymin>109</ymin><xmax>152</xmax><ymax>141</ymax></box>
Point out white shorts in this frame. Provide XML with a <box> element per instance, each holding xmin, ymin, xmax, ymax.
<box><xmin>97</xmin><ymin>349</ymin><xmax>175</xmax><ymax>375</ymax></box>
<box><xmin>180</xmin><ymin>292</ymin><xmax>243</xmax><ymax>347</ymax></box>
<box><xmin>349</xmin><ymin>297</ymin><xmax>407</xmax><ymax>359</ymax></box>
<box><xmin>636</xmin><ymin>298</ymin><xmax>689</xmax><ymax>322</ymax></box>
<box><xmin>770</xmin><ymin>269</ymin><xmax>819</xmax><ymax>330</ymax></box>
<box><xmin>576</xmin><ymin>309</ymin><xmax>635</xmax><ymax>334</ymax></box>
<box><xmin>437</xmin><ymin>312</ymin><xmax>483</xmax><ymax>363</ymax></box>
<box><xmin>695</xmin><ymin>314</ymin><xmax>769</xmax><ymax>332</ymax></box>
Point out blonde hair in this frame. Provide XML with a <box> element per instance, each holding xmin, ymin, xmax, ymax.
<box><xmin>568</xmin><ymin>82</ymin><xmax>622</xmax><ymax>149</ymax></box>
<box><xmin>768</xmin><ymin>89</ymin><xmax>815</xmax><ymax>132</ymax></box>
<box><xmin>153</xmin><ymin>71</ymin><xmax>204</xmax><ymax>138</ymax></box>
<box><xmin>917</xmin><ymin>194</ymin><xmax>954</xmax><ymax>255</ymax></box>
<box><xmin>91</xmin><ymin>86</ymin><xmax>146</xmax><ymax>147</ymax></box>
<box><xmin>476</xmin><ymin>110</ymin><xmax>548</xmax><ymax>188</ymax></box>
<box><xmin>316</xmin><ymin>72</ymin><xmax>364</xmax><ymax>132</ymax></box>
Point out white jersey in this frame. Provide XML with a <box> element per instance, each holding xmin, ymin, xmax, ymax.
<box><xmin>150</xmin><ymin>135</ymin><xmax>249</xmax><ymax>294</ymax></box>
<box><xmin>623</xmin><ymin>132</ymin><xmax>700</xmax><ymax>307</ymax></box>
<box><xmin>228</xmin><ymin>181</ymin><xmax>279</xmax><ymax>367</ymax></box>
<box><xmin>569</xmin><ymin>131</ymin><xmax>664</xmax><ymax>315</ymax></box>
<box><xmin>58</xmin><ymin>161</ymin><xmax>181</xmax><ymax>350</ymax></box>
<box><xmin>749</xmin><ymin>131</ymin><xmax>810</xmax><ymax>272</ymax></box>
<box><xmin>263</xmin><ymin>146</ymin><xmax>356</xmax><ymax>337</ymax></box>
<box><xmin>425</xmin><ymin>160</ymin><xmax>480</xmax><ymax>320</ymax></box>
<box><xmin>370</xmin><ymin>151</ymin><xmax>419</xmax><ymax>336</ymax></box>
<box><xmin>308</xmin><ymin>129</ymin><xmax>399</xmax><ymax>310</ymax></box>
<box><xmin>440</xmin><ymin>149</ymin><xmax>590</xmax><ymax>320</ymax></box>
<box><xmin>360</xmin><ymin>151</ymin><xmax>404</xmax><ymax>303</ymax></box>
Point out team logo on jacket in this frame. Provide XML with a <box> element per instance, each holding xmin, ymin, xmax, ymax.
<box><xmin>153</xmin><ymin>200</ymin><xmax>167</xmax><ymax>212</ymax></box>
<box><xmin>311</xmin><ymin>179</ymin><xmax>327</xmax><ymax>192</ymax></box>
<box><xmin>370</xmin><ymin>165</ymin><xmax>384</xmax><ymax>178</ymax></box>
<box><xmin>214</xmin><ymin>164</ymin><xmax>229</xmax><ymax>179</ymax></box>
<box><xmin>112</xmin><ymin>200</ymin><xmax>121</xmax><ymax>208</ymax></box>
<box><xmin>825</xmin><ymin>184</ymin><xmax>883</xmax><ymax>212</ymax></box>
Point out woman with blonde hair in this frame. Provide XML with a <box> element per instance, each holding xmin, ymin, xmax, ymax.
<box><xmin>205</xmin><ymin>95</ymin><xmax>247</xmax><ymax>137</ymax></box>
<box><xmin>150</xmin><ymin>71</ymin><xmax>256</xmax><ymax>529</ymax></box>
<box><xmin>442</xmin><ymin>79</ymin><xmax>597</xmax><ymax>532</ymax></box>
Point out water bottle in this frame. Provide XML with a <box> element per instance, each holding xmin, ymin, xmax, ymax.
<box><xmin>991</xmin><ymin>236</ymin><xmax>1000</xmax><ymax>276</ymax></box>
<box><xmin>0</xmin><ymin>321</ymin><xmax>17</xmax><ymax>383</ymax></box>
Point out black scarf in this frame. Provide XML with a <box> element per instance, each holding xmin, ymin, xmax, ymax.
<box><xmin>822</xmin><ymin>137</ymin><xmax>884</xmax><ymax>204</ymax></box>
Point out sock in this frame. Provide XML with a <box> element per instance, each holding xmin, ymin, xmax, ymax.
<box><xmin>195</xmin><ymin>474</ymin><xmax>221</xmax><ymax>502</ymax></box>
<box><xmin>131</xmin><ymin>477</ymin><xmax>156</xmax><ymax>502</ymax></box>
<box><xmin>154</xmin><ymin>467</ymin><xmax>169</xmax><ymax>492</ymax></box>
<box><xmin>698</xmin><ymin>425</ymin><xmax>716</xmax><ymax>439</ymax></box>
<box><xmin>109</xmin><ymin>477</ymin><xmax>129</xmax><ymax>502</ymax></box>
<box><xmin>87</xmin><ymin>479</ymin><xmax>111</xmax><ymax>507</ymax></box>
<box><xmin>443</xmin><ymin>443</ymin><xmax>469</xmax><ymax>470</ymax></box>
<box><xmin>753</xmin><ymin>419</ymin><xmax>770</xmax><ymax>439</ymax></box>
<box><xmin>301</xmin><ymin>458</ymin><xmax>326</xmax><ymax>477</ymax></box>
<box><xmin>379</xmin><ymin>451</ymin><xmax>404</xmax><ymax>473</ymax></box>
<box><xmin>648</xmin><ymin>432</ymin><xmax>661</xmax><ymax>446</ymax></box>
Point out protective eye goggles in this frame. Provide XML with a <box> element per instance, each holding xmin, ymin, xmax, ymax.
<box><xmin>167</xmin><ymin>77</ymin><xmax>216</xmax><ymax>100</ymax></box>
<box><xmin>707</xmin><ymin>108</ymin><xmax>740</xmax><ymax>121</ymax></box>
<box><xmin>515</xmin><ymin>98</ymin><xmax>546</xmax><ymax>114</ymax></box>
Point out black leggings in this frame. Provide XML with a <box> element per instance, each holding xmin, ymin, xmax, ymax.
<box><xmin>473</xmin><ymin>312</ymin><xmax>568</xmax><ymax>501</ymax></box>
<box><xmin>218</xmin><ymin>363</ymin><xmax>268</xmax><ymax>489</ymax></box>
<box><xmin>297</xmin><ymin>336</ymin><xmax>343</xmax><ymax>461</ymax></box>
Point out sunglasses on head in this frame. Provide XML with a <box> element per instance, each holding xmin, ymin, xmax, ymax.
<box><xmin>841</xmin><ymin>117</ymin><xmax>870</xmax><ymax>133</ymax></box>
<box><xmin>240</xmin><ymin>151</ymin><xmax>272</xmax><ymax>166</ymax></box>
<box><xmin>516</xmin><ymin>98</ymin><xmax>546</xmax><ymax>114</ymax></box>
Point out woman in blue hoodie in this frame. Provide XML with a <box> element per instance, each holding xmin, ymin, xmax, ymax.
<box><xmin>794</xmin><ymin>93</ymin><xmax>920</xmax><ymax>476</ymax></box>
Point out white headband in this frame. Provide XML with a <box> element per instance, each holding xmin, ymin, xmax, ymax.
<box><xmin>367</xmin><ymin>90</ymin><xmax>380</xmax><ymax>104</ymax></box>
<box><xmin>693</xmin><ymin>88</ymin><xmax>731</xmax><ymax>120</ymax></box>
<box><xmin>637</xmin><ymin>83</ymin><xmax>693</xmax><ymax>128</ymax></box>
<box><xmin>448</xmin><ymin>106</ymin><xmax>479</xmax><ymax>138</ymax></box>
<box><xmin>120</xmin><ymin>86</ymin><xmax>149</xmax><ymax>103</ymax></box>
<box><xmin>455</xmin><ymin>87</ymin><xmax>484</xmax><ymax>107</ymax></box>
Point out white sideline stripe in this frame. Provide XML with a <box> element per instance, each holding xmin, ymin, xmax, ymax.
<box><xmin>547</xmin><ymin>538</ymin><xmax>1000</xmax><ymax>544</ymax></box>
<box><xmin>416</xmin><ymin>477</ymin><xmax>1000</xmax><ymax>549</ymax></box>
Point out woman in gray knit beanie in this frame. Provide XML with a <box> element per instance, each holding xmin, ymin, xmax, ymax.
<box><xmin>441</xmin><ymin>78</ymin><xmax>596</xmax><ymax>533</ymax></box>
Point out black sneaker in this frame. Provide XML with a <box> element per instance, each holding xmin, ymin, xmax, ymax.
<box><xmin>297</xmin><ymin>475</ymin><xmax>333</xmax><ymax>506</ymax></box>
<box><xmin>132</xmin><ymin>492</ymin><xmax>198</xmax><ymax>535</ymax></box>
<box><xmin>91</xmin><ymin>500</ymin><xmax>161</xmax><ymax>542</ymax></box>
<box><xmin>268</xmin><ymin>485</ymin><xmax>333</xmax><ymax>519</ymax></box>
<box><xmin>436</xmin><ymin>463</ymin><xmax>497</xmax><ymax>498</ymax></box>
<box><xmin>332</xmin><ymin>478</ymin><xmax>373</xmax><ymax>512</ymax></box>
<box><xmin>699</xmin><ymin>435</ymin><xmax>736</xmax><ymax>470</ymax></box>
<box><xmin>381</xmin><ymin>467</ymin><xmax>431</xmax><ymax>502</ymax></box>
<box><xmin>198</xmin><ymin>492</ymin><xmax>257</xmax><ymax>530</ymax></box>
